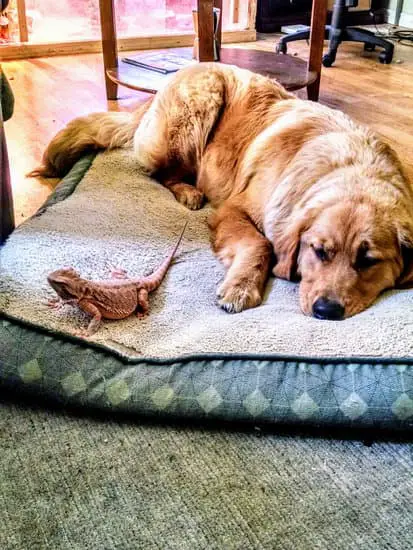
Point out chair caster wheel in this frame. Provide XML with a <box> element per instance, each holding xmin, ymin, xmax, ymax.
<box><xmin>364</xmin><ymin>44</ymin><xmax>375</xmax><ymax>52</ymax></box>
<box><xmin>276</xmin><ymin>42</ymin><xmax>287</xmax><ymax>54</ymax></box>
<box><xmin>379</xmin><ymin>51</ymin><xmax>393</xmax><ymax>64</ymax></box>
<box><xmin>322</xmin><ymin>54</ymin><xmax>335</xmax><ymax>67</ymax></box>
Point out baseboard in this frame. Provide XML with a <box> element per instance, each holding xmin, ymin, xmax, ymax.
<box><xmin>0</xmin><ymin>29</ymin><xmax>257</xmax><ymax>61</ymax></box>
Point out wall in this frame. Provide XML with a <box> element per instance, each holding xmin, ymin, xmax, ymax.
<box><xmin>387</xmin><ymin>0</ymin><xmax>413</xmax><ymax>25</ymax></box>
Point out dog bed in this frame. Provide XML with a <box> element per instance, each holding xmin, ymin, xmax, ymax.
<box><xmin>1</xmin><ymin>150</ymin><xmax>413</xmax><ymax>431</ymax></box>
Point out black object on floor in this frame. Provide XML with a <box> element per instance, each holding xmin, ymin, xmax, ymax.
<box><xmin>276</xmin><ymin>0</ymin><xmax>394</xmax><ymax>66</ymax></box>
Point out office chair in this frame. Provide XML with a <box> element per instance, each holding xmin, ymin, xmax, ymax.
<box><xmin>276</xmin><ymin>0</ymin><xmax>394</xmax><ymax>66</ymax></box>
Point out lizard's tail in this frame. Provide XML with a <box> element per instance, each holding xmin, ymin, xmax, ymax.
<box><xmin>28</xmin><ymin>97</ymin><xmax>154</xmax><ymax>179</ymax></box>
<box><xmin>144</xmin><ymin>222</ymin><xmax>188</xmax><ymax>293</ymax></box>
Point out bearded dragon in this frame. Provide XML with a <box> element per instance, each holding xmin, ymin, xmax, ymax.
<box><xmin>46</xmin><ymin>223</ymin><xmax>187</xmax><ymax>337</ymax></box>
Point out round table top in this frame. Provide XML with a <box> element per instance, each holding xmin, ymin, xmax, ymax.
<box><xmin>107</xmin><ymin>47</ymin><xmax>316</xmax><ymax>95</ymax></box>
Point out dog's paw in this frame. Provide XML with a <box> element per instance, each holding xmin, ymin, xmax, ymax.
<box><xmin>217</xmin><ymin>279</ymin><xmax>263</xmax><ymax>313</ymax></box>
<box><xmin>172</xmin><ymin>184</ymin><xmax>205</xmax><ymax>210</ymax></box>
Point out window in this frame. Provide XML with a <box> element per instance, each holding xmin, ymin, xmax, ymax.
<box><xmin>1</xmin><ymin>0</ymin><xmax>250</xmax><ymax>45</ymax></box>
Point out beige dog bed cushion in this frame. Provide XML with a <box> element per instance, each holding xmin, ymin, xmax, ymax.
<box><xmin>1</xmin><ymin>150</ymin><xmax>412</xmax><ymax>430</ymax></box>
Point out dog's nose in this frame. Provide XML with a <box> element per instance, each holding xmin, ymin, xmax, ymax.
<box><xmin>312</xmin><ymin>297</ymin><xmax>345</xmax><ymax>320</ymax></box>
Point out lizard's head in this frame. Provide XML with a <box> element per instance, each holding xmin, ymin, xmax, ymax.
<box><xmin>47</xmin><ymin>267</ymin><xmax>80</xmax><ymax>299</ymax></box>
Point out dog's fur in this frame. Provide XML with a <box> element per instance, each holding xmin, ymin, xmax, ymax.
<box><xmin>30</xmin><ymin>63</ymin><xmax>413</xmax><ymax>319</ymax></box>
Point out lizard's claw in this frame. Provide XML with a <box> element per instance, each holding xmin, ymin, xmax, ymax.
<box><xmin>73</xmin><ymin>328</ymin><xmax>90</xmax><ymax>339</ymax></box>
<box><xmin>110</xmin><ymin>268</ymin><xmax>128</xmax><ymax>279</ymax></box>
<box><xmin>46</xmin><ymin>298</ymin><xmax>63</xmax><ymax>310</ymax></box>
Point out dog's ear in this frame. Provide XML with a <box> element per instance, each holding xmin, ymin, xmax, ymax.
<box><xmin>273</xmin><ymin>229</ymin><xmax>300</xmax><ymax>280</ymax></box>
<box><xmin>272</xmin><ymin>212</ymin><xmax>313</xmax><ymax>281</ymax></box>
<box><xmin>396</xmin><ymin>221</ymin><xmax>413</xmax><ymax>288</ymax></box>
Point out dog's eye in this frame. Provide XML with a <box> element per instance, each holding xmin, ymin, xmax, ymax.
<box><xmin>313</xmin><ymin>246</ymin><xmax>328</xmax><ymax>262</ymax></box>
<box><xmin>355</xmin><ymin>256</ymin><xmax>381</xmax><ymax>271</ymax></box>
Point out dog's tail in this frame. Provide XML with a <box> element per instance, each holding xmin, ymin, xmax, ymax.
<box><xmin>28</xmin><ymin>98</ymin><xmax>154</xmax><ymax>179</ymax></box>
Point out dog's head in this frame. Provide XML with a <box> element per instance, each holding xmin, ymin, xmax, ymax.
<box><xmin>273</xmin><ymin>195</ymin><xmax>413</xmax><ymax>320</ymax></box>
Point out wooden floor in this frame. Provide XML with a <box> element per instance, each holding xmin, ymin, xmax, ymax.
<box><xmin>3</xmin><ymin>33</ymin><xmax>413</xmax><ymax>223</ymax></box>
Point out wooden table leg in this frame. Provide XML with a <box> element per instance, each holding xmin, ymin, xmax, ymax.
<box><xmin>99</xmin><ymin>0</ymin><xmax>118</xmax><ymax>100</ymax></box>
<box><xmin>197</xmin><ymin>0</ymin><xmax>215</xmax><ymax>62</ymax></box>
<box><xmin>307</xmin><ymin>0</ymin><xmax>328</xmax><ymax>101</ymax></box>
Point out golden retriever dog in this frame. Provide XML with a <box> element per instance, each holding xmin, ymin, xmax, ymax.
<box><xmin>30</xmin><ymin>63</ymin><xmax>413</xmax><ymax>320</ymax></box>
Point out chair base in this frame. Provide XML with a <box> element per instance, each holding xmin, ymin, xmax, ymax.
<box><xmin>276</xmin><ymin>25</ymin><xmax>394</xmax><ymax>66</ymax></box>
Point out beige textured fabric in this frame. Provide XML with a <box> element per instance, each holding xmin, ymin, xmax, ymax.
<box><xmin>1</xmin><ymin>149</ymin><xmax>413</xmax><ymax>359</ymax></box>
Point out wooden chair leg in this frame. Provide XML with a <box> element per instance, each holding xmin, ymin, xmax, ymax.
<box><xmin>99</xmin><ymin>0</ymin><xmax>118</xmax><ymax>100</ymax></box>
<box><xmin>197</xmin><ymin>0</ymin><xmax>215</xmax><ymax>62</ymax></box>
<box><xmin>307</xmin><ymin>0</ymin><xmax>328</xmax><ymax>101</ymax></box>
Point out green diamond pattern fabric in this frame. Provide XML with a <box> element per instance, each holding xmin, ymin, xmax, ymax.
<box><xmin>1</xmin><ymin>319</ymin><xmax>413</xmax><ymax>430</ymax></box>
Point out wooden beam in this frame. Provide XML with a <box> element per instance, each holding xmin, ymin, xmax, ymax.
<box><xmin>307</xmin><ymin>0</ymin><xmax>328</xmax><ymax>101</ymax></box>
<box><xmin>16</xmin><ymin>0</ymin><xmax>29</xmax><ymax>43</ymax></box>
<box><xmin>231</xmin><ymin>0</ymin><xmax>240</xmax><ymax>25</ymax></box>
<box><xmin>247</xmin><ymin>0</ymin><xmax>257</xmax><ymax>30</ymax></box>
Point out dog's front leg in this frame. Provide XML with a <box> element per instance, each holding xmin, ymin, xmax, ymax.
<box><xmin>209</xmin><ymin>200</ymin><xmax>273</xmax><ymax>313</ymax></box>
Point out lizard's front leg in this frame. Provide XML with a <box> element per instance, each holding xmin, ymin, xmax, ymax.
<box><xmin>136</xmin><ymin>288</ymin><xmax>149</xmax><ymax>319</ymax></box>
<box><xmin>47</xmin><ymin>297</ymin><xmax>78</xmax><ymax>310</ymax></box>
<box><xmin>75</xmin><ymin>300</ymin><xmax>102</xmax><ymax>336</ymax></box>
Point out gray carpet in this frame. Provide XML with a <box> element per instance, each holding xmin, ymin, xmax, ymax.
<box><xmin>2</xmin><ymin>149</ymin><xmax>413</xmax><ymax>359</ymax></box>
<box><xmin>1</xmin><ymin>401</ymin><xmax>412</xmax><ymax>549</ymax></box>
